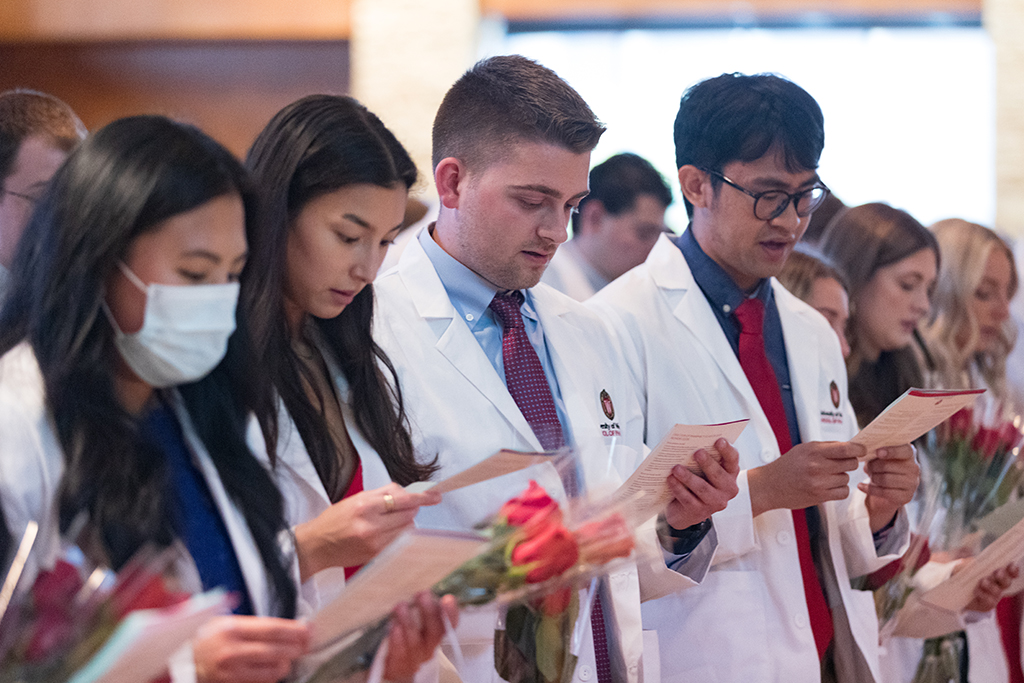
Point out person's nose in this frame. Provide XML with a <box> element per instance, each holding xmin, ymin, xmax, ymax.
<box><xmin>538</xmin><ymin>210</ymin><xmax>570</xmax><ymax>246</ymax></box>
<box><xmin>768</xmin><ymin>199</ymin><xmax>801</xmax><ymax>234</ymax></box>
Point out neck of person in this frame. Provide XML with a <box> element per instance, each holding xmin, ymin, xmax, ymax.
<box><xmin>573</xmin><ymin>233</ymin><xmax>617</xmax><ymax>283</ymax></box>
<box><xmin>112</xmin><ymin>356</ymin><xmax>155</xmax><ymax>416</ymax></box>
<box><xmin>283</xmin><ymin>296</ymin><xmax>308</xmax><ymax>342</ymax></box>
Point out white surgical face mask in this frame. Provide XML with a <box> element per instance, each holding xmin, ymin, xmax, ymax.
<box><xmin>105</xmin><ymin>261</ymin><xmax>239</xmax><ymax>388</ymax></box>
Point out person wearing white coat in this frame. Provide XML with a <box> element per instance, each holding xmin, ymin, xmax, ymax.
<box><xmin>371</xmin><ymin>56</ymin><xmax>741</xmax><ymax>683</ymax></box>
<box><xmin>0</xmin><ymin>116</ymin><xmax>307</xmax><ymax>683</ymax></box>
<box><xmin>588</xmin><ymin>73</ymin><xmax>919</xmax><ymax>683</ymax></box>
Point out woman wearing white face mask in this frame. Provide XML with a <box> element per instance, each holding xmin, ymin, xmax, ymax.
<box><xmin>0</xmin><ymin>116</ymin><xmax>309</xmax><ymax>683</ymax></box>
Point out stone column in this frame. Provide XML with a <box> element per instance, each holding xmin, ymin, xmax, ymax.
<box><xmin>986</xmin><ymin>0</ymin><xmax>1024</xmax><ymax>236</ymax></box>
<box><xmin>350</xmin><ymin>0</ymin><xmax>480</xmax><ymax>199</ymax></box>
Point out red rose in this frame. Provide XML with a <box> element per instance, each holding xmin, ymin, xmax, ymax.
<box><xmin>511</xmin><ymin>520</ymin><xmax>579</xmax><ymax>583</ymax></box>
<box><xmin>948</xmin><ymin>408</ymin><xmax>973</xmax><ymax>441</ymax></box>
<box><xmin>112</xmin><ymin>573</ymin><xmax>189</xmax><ymax>619</ymax></box>
<box><xmin>499</xmin><ymin>480</ymin><xmax>558</xmax><ymax>527</ymax></box>
<box><xmin>31</xmin><ymin>560</ymin><xmax>82</xmax><ymax>610</ymax></box>
<box><xmin>972</xmin><ymin>426</ymin><xmax>1002</xmax><ymax>460</ymax></box>
<box><xmin>539</xmin><ymin>587</ymin><xmax>573</xmax><ymax>617</ymax></box>
<box><xmin>998</xmin><ymin>421</ymin><xmax>1023</xmax><ymax>453</ymax></box>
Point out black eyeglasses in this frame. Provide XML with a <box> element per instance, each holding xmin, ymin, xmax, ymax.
<box><xmin>700</xmin><ymin>168</ymin><xmax>830</xmax><ymax>221</ymax></box>
<box><xmin>2</xmin><ymin>189</ymin><xmax>39</xmax><ymax>205</ymax></box>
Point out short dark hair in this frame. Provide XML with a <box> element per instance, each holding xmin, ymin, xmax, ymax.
<box><xmin>0</xmin><ymin>89</ymin><xmax>85</xmax><ymax>189</ymax></box>
<box><xmin>674</xmin><ymin>73</ymin><xmax>824</xmax><ymax>216</ymax></box>
<box><xmin>572</xmin><ymin>152</ymin><xmax>671</xmax><ymax>233</ymax></box>
<box><xmin>432</xmin><ymin>54</ymin><xmax>605</xmax><ymax>170</ymax></box>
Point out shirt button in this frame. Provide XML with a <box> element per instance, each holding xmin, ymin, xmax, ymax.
<box><xmin>723</xmin><ymin>304</ymin><xmax>732</xmax><ymax>313</ymax></box>
<box><xmin>776</xmin><ymin>531</ymin><xmax>791</xmax><ymax>545</ymax></box>
<box><xmin>761</xmin><ymin>450</ymin><xmax>774</xmax><ymax>463</ymax></box>
<box><xmin>465</xmin><ymin>313</ymin><xmax>474</xmax><ymax>321</ymax></box>
<box><xmin>578</xmin><ymin>665</ymin><xmax>593</xmax><ymax>681</ymax></box>
<box><xmin>628</xmin><ymin>664</ymin><xmax>639</xmax><ymax>676</ymax></box>
<box><xmin>795</xmin><ymin>614</ymin><xmax>808</xmax><ymax>629</ymax></box>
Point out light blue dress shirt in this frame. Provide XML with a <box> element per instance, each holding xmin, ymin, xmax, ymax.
<box><xmin>418</xmin><ymin>228</ymin><xmax>575</xmax><ymax>446</ymax></box>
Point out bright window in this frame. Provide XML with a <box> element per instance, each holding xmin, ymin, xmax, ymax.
<box><xmin>488</xmin><ymin>25</ymin><xmax>994</xmax><ymax>233</ymax></box>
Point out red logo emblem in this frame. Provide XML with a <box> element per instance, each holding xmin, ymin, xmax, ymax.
<box><xmin>829</xmin><ymin>381</ymin><xmax>841</xmax><ymax>409</ymax></box>
<box><xmin>600</xmin><ymin>389</ymin><xmax>615</xmax><ymax>420</ymax></box>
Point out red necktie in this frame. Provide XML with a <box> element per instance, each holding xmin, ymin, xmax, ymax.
<box><xmin>734</xmin><ymin>298</ymin><xmax>834</xmax><ymax>660</ymax></box>
<box><xmin>489</xmin><ymin>291</ymin><xmax>611</xmax><ymax>683</ymax></box>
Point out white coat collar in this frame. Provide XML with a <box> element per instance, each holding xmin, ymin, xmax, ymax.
<box><xmin>394</xmin><ymin>235</ymin><xmax>545</xmax><ymax>451</ymax></box>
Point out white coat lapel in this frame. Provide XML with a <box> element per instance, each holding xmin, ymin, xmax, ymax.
<box><xmin>648</xmin><ymin>236</ymin><xmax>765</xmax><ymax>419</ymax></box>
<box><xmin>774</xmin><ymin>282</ymin><xmax>823</xmax><ymax>443</ymax></box>
<box><xmin>168</xmin><ymin>392</ymin><xmax>271</xmax><ymax>616</ymax></box>
<box><xmin>397</xmin><ymin>238</ymin><xmax>544</xmax><ymax>451</ymax></box>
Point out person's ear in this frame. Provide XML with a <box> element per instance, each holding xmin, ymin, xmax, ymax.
<box><xmin>435</xmin><ymin>158</ymin><xmax>467</xmax><ymax>210</ymax></box>
<box><xmin>678</xmin><ymin>165</ymin><xmax>713</xmax><ymax>210</ymax></box>
<box><xmin>577</xmin><ymin>199</ymin><xmax>605</xmax><ymax>237</ymax></box>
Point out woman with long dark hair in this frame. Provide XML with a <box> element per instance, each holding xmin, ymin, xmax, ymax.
<box><xmin>0</xmin><ymin>115</ymin><xmax>307</xmax><ymax>682</ymax></box>
<box><xmin>241</xmin><ymin>95</ymin><xmax>451</xmax><ymax>679</ymax></box>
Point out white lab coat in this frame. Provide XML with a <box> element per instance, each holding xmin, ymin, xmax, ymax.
<box><xmin>370</xmin><ymin>235</ymin><xmax>705</xmax><ymax>683</ymax></box>
<box><xmin>588</xmin><ymin>235</ymin><xmax>909</xmax><ymax>683</ymax></box>
<box><xmin>246</xmin><ymin>354</ymin><xmax>393</xmax><ymax>615</ymax></box>
<box><xmin>0</xmin><ymin>343</ymin><xmax>285</xmax><ymax>683</ymax></box>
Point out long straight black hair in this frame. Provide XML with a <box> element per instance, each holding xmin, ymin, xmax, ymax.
<box><xmin>243</xmin><ymin>95</ymin><xmax>436</xmax><ymax>501</ymax></box>
<box><xmin>0</xmin><ymin>115</ymin><xmax>296</xmax><ymax>617</ymax></box>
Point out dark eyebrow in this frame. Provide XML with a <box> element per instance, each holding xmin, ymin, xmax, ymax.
<box><xmin>181</xmin><ymin>250</ymin><xmax>221</xmax><ymax>263</ymax></box>
<box><xmin>343</xmin><ymin>213</ymin><xmax>372</xmax><ymax>229</ymax></box>
<box><xmin>509</xmin><ymin>184</ymin><xmax>590</xmax><ymax>202</ymax></box>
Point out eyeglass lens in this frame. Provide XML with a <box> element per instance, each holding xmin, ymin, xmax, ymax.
<box><xmin>755</xmin><ymin>187</ymin><xmax>827</xmax><ymax>221</ymax></box>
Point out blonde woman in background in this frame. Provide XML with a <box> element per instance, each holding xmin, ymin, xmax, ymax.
<box><xmin>920</xmin><ymin>219</ymin><xmax>1023</xmax><ymax>683</ymax></box>
<box><xmin>921</xmin><ymin>219</ymin><xmax>1017</xmax><ymax>397</ymax></box>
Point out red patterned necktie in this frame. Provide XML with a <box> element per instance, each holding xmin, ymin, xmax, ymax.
<box><xmin>489</xmin><ymin>291</ymin><xmax>565</xmax><ymax>451</ymax></box>
<box><xmin>734</xmin><ymin>298</ymin><xmax>834</xmax><ymax>660</ymax></box>
<box><xmin>489</xmin><ymin>291</ymin><xmax>611</xmax><ymax>683</ymax></box>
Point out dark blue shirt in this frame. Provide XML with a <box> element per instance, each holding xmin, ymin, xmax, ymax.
<box><xmin>142</xmin><ymin>402</ymin><xmax>254</xmax><ymax>615</ymax></box>
<box><xmin>674</xmin><ymin>229</ymin><xmax>802</xmax><ymax>446</ymax></box>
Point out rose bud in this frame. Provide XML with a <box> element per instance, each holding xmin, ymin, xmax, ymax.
<box><xmin>512</xmin><ymin>521</ymin><xmax>579</xmax><ymax>583</ymax></box>
<box><xmin>972</xmin><ymin>426</ymin><xmax>1002</xmax><ymax>460</ymax></box>
<box><xmin>499</xmin><ymin>480</ymin><xmax>559</xmax><ymax>527</ymax></box>
<box><xmin>31</xmin><ymin>560</ymin><xmax>82</xmax><ymax>610</ymax></box>
<box><xmin>948</xmin><ymin>408</ymin><xmax>973</xmax><ymax>441</ymax></box>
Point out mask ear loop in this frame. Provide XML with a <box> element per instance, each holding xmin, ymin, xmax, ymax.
<box><xmin>117</xmin><ymin>260</ymin><xmax>149</xmax><ymax>293</ymax></box>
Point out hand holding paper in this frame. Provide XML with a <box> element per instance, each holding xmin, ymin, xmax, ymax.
<box><xmin>613</xmin><ymin>420</ymin><xmax>748</xmax><ymax>525</ymax></box>
<box><xmin>852</xmin><ymin>388</ymin><xmax>984</xmax><ymax>462</ymax></box>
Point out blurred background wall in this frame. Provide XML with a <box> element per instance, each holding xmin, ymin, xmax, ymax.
<box><xmin>1</xmin><ymin>0</ymin><xmax>1019</xmax><ymax>235</ymax></box>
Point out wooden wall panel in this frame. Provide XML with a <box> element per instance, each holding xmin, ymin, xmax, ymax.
<box><xmin>0</xmin><ymin>0</ymin><xmax>351</xmax><ymax>41</ymax></box>
<box><xmin>0</xmin><ymin>41</ymin><xmax>350</xmax><ymax>158</ymax></box>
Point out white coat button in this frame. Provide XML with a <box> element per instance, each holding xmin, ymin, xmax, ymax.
<box><xmin>465</xmin><ymin>313</ymin><xmax>475</xmax><ymax>321</ymax></box>
<box><xmin>776</xmin><ymin>531</ymin><xmax>791</xmax><ymax>544</ymax></box>
<box><xmin>761</xmin><ymin>450</ymin><xmax>774</xmax><ymax>463</ymax></box>
<box><xmin>628</xmin><ymin>665</ymin><xmax>639</xmax><ymax>676</ymax></box>
<box><xmin>795</xmin><ymin>614</ymin><xmax>808</xmax><ymax>629</ymax></box>
<box><xmin>578</xmin><ymin>665</ymin><xmax>593</xmax><ymax>681</ymax></box>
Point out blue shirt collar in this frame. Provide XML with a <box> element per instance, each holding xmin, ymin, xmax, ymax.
<box><xmin>674</xmin><ymin>227</ymin><xmax>774</xmax><ymax>315</ymax></box>
<box><xmin>418</xmin><ymin>225</ymin><xmax>539</xmax><ymax>327</ymax></box>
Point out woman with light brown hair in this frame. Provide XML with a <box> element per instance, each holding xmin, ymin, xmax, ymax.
<box><xmin>920</xmin><ymin>219</ymin><xmax>1018</xmax><ymax>398</ymax></box>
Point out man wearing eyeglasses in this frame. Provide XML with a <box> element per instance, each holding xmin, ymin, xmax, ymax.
<box><xmin>588</xmin><ymin>73</ymin><xmax>919</xmax><ymax>683</ymax></box>
<box><xmin>0</xmin><ymin>89</ymin><xmax>86</xmax><ymax>296</ymax></box>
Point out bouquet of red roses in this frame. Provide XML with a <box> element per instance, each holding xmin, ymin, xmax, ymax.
<box><xmin>0</xmin><ymin>539</ymin><xmax>220</xmax><ymax>683</ymax></box>
<box><xmin>304</xmin><ymin>480</ymin><xmax>636</xmax><ymax>683</ymax></box>
<box><xmin>925</xmin><ymin>400</ymin><xmax>1024</xmax><ymax>550</ymax></box>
